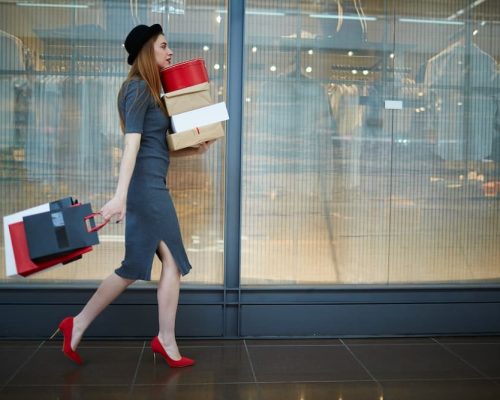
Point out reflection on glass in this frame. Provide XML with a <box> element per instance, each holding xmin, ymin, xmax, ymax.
<box><xmin>0</xmin><ymin>1</ymin><xmax>226</xmax><ymax>284</ymax></box>
<box><xmin>241</xmin><ymin>0</ymin><xmax>500</xmax><ymax>285</ymax></box>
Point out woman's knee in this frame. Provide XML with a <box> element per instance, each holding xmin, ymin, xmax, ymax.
<box><xmin>113</xmin><ymin>271</ymin><xmax>136</xmax><ymax>286</ymax></box>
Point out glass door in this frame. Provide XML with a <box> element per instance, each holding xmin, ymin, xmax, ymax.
<box><xmin>241</xmin><ymin>0</ymin><xmax>395</xmax><ymax>285</ymax></box>
<box><xmin>388</xmin><ymin>0</ymin><xmax>500</xmax><ymax>283</ymax></box>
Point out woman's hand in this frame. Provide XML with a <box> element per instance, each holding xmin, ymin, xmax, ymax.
<box><xmin>170</xmin><ymin>140</ymin><xmax>216</xmax><ymax>157</ymax></box>
<box><xmin>100</xmin><ymin>196</ymin><xmax>126</xmax><ymax>223</ymax></box>
<box><xmin>196</xmin><ymin>140</ymin><xmax>216</xmax><ymax>155</ymax></box>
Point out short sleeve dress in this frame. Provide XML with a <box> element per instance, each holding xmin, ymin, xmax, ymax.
<box><xmin>114</xmin><ymin>78</ymin><xmax>192</xmax><ymax>280</ymax></box>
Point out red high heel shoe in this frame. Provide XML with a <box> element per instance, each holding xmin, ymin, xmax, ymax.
<box><xmin>151</xmin><ymin>336</ymin><xmax>194</xmax><ymax>368</ymax></box>
<box><xmin>50</xmin><ymin>317</ymin><xmax>83</xmax><ymax>365</ymax></box>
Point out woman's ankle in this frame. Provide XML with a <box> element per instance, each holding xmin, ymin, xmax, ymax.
<box><xmin>70</xmin><ymin>316</ymin><xmax>86</xmax><ymax>349</ymax></box>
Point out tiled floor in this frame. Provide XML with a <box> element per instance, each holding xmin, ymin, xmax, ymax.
<box><xmin>2</xmin><ymin>336</ymin><xmax>500</xmax><ymax>399</ymax></box>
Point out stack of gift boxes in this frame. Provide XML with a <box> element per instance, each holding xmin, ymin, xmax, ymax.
<box><xmin>160</xmin><ymin>58</ymin><xmax>229</xmax><ymax>150</ymax></box>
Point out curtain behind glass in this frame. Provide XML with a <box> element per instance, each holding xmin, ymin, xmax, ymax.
<box><xmin>241</xmin><ymin>0</ymin><xmax>500</xmax><ymax>285</ymax></box>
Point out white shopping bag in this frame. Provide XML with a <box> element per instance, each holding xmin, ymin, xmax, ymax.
<box><xmin>3</xmin><ymin>203</ymin><xmax>51</xmax><ymax>277</ymax></box>
<box><xmin>3</xmin><ymin>197</ymin><xmax>77</xmax><ymax>277</ymax></box>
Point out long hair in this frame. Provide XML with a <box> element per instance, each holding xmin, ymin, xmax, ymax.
<box><xmin>118</xmin><ymin>34</ymin><xmax>168</xmax><ymax>133</ymax></box>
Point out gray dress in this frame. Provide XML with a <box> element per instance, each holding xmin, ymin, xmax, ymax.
<box><xmin>115</xmin><ymin>78</ymin><xmax>192</xmax><ymax>280</ymax></box>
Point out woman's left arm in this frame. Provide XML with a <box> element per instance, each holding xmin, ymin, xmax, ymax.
<box><xmin>169</xmin><ymin>140</ymin><xmax>215</xmax><ymax>157</ymax></box>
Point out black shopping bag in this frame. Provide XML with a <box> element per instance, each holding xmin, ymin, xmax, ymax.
<box><xmin>4</xmin><ymin>196</ymin><xmax>79</xmax><ymax>277</ymax></box>
<box><xmin>49</xmin><ymin>196</ymin><xmax>78</xmax><ymax>211</ymax></box>
<box><xmin>23</xmin><ymin>203</ymin><xmax>103</xmax><ymax>261</ymax></box>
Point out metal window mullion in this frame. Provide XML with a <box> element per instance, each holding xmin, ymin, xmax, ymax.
<box><xmin>224</xmin><ymin>0</ymin><xmax>246</xmax><ymax>336</ymax></box>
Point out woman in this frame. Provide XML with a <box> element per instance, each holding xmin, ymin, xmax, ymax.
<box><xmin>51</xmin><ymin>24</ymin><xmax>212</xmax><ymax>367</ymax></box>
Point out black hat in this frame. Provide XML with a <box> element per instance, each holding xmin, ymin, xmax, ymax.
<box><xmin>124</xmin><ymin>24</ymin><xmax>163</xmax><ymax>65</ymax></box>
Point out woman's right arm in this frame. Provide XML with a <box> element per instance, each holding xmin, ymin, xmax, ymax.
<box><xmin>100</xmin><ymin>133</ymin><xmax>141</xmax><ymax>222</ymax></box>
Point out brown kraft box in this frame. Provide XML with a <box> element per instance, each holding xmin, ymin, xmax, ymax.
<box><xmin>167</xmin><ymin>122</ymin><xmax>225</xmax><ymax>151</ymax></box>
<box><xmin>162</xmin><ymin>82</ymin><xmax>212</xmax><ymax>116</ymax></box>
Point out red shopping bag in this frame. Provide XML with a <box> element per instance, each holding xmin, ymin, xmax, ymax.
<box><xmin>9</xmin><ymin>221</ymin><xmax>93</xmax><ymax>277</ymax></box>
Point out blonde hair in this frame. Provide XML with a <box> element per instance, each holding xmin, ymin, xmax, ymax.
<box><xmin>118</xmin><ymin>34</ymin><xmax>168</xmax><ymax>133</ymax></box>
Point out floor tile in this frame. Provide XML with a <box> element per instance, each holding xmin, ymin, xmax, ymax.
<box><xmin>135</xmin><ymin>345</ymin><xmax>254</xmax><ymax>385</ymax></box>
<box><xmin>248</xmin><ymin>345</ymin><xmax>372</xmax><ymax>382</ymax></box>
<box><xmin>177</xmin><ymin>339</ymin><xmax>246</xmax><ymax>348</ymax></box>
<box><xmin>0</xmin><ymin>341</ymin><xmax>42</xmax><ymax>348</ymax></box>
<box><xmin>8</xmin><ymin>347</ymin><xmax>143</xmax><ymax>386</ymax></box>
<box><xmin>0</xmin><ymin>385</ymin><xmax>131</xmax><ymax>400</ymax></box>
<box><xmin>245</xmin><ymin>339</ymin><xmax>342</xmax><ymax>346</ymax></box>
<box><xmin>0</xmin><ymin>348</ymin><xmax>37</xmax><ymax>386</ymax></box>
<box><xmin>343</xmin><ymin>337</ymin><xmax>435</xmax><ymax>345</ymax></box>
<box><xmin>258</xmin><ymin>382</ymin><xmax>382</xmax><ymax>400</ymax></box>
<box><xmin>436</xmin><ymin>336</ymin><xmax>500</xmax><ymax>344</ymax></box>
<box><xmin>444</xmin><ymin>344</ymin><xmax>500</xmax><ymax>378</ymax></box>
<box><xmin>349</xmin><ymin>344</ymin><xmax>482</xmax><ymax>381</ymax></box>
<box><xmin>2</xmin><ymin>337</ymin><xmax>500</xmax><ymax>400</ymax></box>
<box><xmin>44</xmin><ymin>339</ymin><xmax>146</xmax><ymax>348</ymax></box>
<box><xmin>381</xmin><ymin>379</ymin><xmax>500</xmax><ymax>400</ymax></box>
<box><xmin>131</xmin><ymin>383</ymin><xmax>258</xmax><ymax>400</ymax></box>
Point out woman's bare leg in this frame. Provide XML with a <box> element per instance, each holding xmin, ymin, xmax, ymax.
<box><xmin>71</xmin><ymin>272</ymin><xmax>135</xmax><ymax>350</ymax></box>
<box><xmin>156</xmin><ymin>241</ymin><xmax>182</xmax><ymax>360</ymax></box>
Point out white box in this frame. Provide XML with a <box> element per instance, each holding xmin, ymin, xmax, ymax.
<box><xmin>171</xmin><ymin>102</ymin><xmax>229</xmax><ymax>133</ymax></box>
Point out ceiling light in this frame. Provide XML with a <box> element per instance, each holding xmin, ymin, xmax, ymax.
<box><xmin>247</xmin><ymin>10</ymin><xmax>285</xmax><ymax>16</ymax></box>
<box><xmin>448</xmin><ymin>0</ymin><xmax>487</xmax><ymax>20</ymax></box>
<box><xmin>400</xmin><ymin>18</ymin><xmax>464</xmax><ymax>25</ymax></box>
<box><xmin>310</xmin><ymin>13</ymin><xmax>377</xmax><ymax>21</ymax></box>
<box><xmin>17</xmin><ymin>2</ymin><xmax>89</xmax><ymax>8</ymax></box>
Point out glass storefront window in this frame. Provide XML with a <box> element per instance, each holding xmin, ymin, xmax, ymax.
<box><xmin>0</xmin><ymin>0</ymin><xmax>226</xmax><ymax>284</ymax></box>
<box><xmin>241</xmin><ymin>0</ymin><xmax>500</xmax><ymax>285</ymax></box>
<box><xmin>1</xmin><ymin>1</ymin><xmax>499</xmax><ymax>287</ymax></box>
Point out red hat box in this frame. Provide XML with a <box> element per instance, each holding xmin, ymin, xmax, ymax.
<box><xmin>160</xmin><ymin>58</ymin><xmax>209</xmax><ymax>93</ymax></box>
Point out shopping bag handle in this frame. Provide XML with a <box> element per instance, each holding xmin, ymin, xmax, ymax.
<box><xmin>84</xmin><ymin>212</ymin><xmax>109</xmax><ymax>233</ymax></box>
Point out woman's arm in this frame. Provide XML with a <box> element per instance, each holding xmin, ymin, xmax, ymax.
<box><xmin>100</xmin><ymin>133</ymin><xmax>141</xmax><ymax>222</ymax></box>
<box><xmin>169</xmin><ymin>140</ymin><xmax>215</xmax><ymax>157</ymax></box>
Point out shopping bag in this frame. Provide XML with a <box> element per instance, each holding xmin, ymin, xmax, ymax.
<box><xmin>9</xmin><ymin>221</ymin><xmax>92</xmax><ymax>277</ymax></box>
<box><xmin>23</xmin><ymin>203</ymin><xmax>105</xmax><ymax>262</ymax></box>
<box><xmin>3</xmin><ymin>197</ymin><xmax>78</xmax><ymax>277</ymax></box>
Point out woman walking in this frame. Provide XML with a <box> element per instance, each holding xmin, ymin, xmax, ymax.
<box><xmin>51</xmin><ymin>24</ymin><xmax>212</xmax><ymax>367</ymax></box>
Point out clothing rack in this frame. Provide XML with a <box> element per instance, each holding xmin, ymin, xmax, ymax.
<box><xmin>331</xmin><ymin>64</ymin><xmax>411</xmax><ymax>74</ymax></box>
